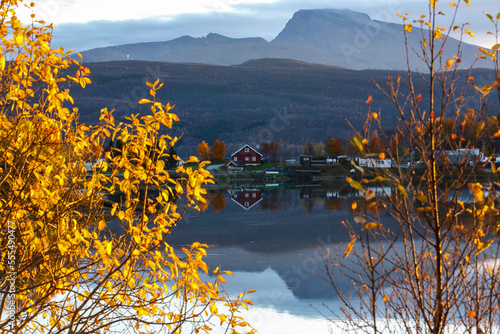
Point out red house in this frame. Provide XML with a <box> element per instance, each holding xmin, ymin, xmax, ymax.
<box><xmin>230</xmin><ymin>189</ymin><xmax>263</xmax><ymax>210</ymax></box>
<box><xmin>231</xmin><ymin>144</ymin><xmax>262</xmax><ymax>166</ymax></box>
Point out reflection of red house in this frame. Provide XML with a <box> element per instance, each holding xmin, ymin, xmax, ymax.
<box><xmin>231</xmin><ymin>145</ymin><xmax>262</xmax><ymax>166</ymax></box>
<box><xmin>231</xmin><ymin>189</ymin><xmax>262</xmax><ymax>210</ymax></box>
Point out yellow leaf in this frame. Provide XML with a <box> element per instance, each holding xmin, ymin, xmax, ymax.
<box><xmin>398</xmin><ymin>184</ymin><xmax>408</xmax><ymax>199</ymax></box>
<box><xmin>379</xmin><ymin>152</ymin><xmax>385</xmax><ymax>160</ymax></box>
<box><xmin>405</xmin><ymin>24</ymin><xmax>413</xmax><ymax>33</ymax></box>
<box><xmin>353</xmin><ymin>137</ymin><xmax>364</xmax><ymax>153</ymax></box>
<box><xmin>58</xmin><ymin>242</ymin><xmax>68</xmax><ymax>254</ymax></box>
<box><xmin>468</xmin><ymin>183</ymin><xmax>484</xmax><ymax>203</ymax></box>
<box><xmin>351</xmin><ymin>202</ymin><xmax>357</xmax><ymax>210</ymax></box>
<box><xmin>383</xmin><ymin>295</ymin><xmax>389</xmax><ymax>302</ymax></box>
<box><xmin>369</xmin><ymin>176</ymin><xmax>388</xmax><ymax>183</ymax></box>
<box><xmin>446</xmin><ymin>59</ymin><xmax>454</xmax><ymax>69</ymax></box>
<box><xmin>98</xmin><ymin>220</ymin><xmax>106</xmax><ymax>231</ymax></box>
<box><xmin>467</xmin><ymin>310</ymin><xmax>476</xmax><ymax>319</ymax></box>
<box><xmin>366</xmin><ymin>96</ymin><xmax>372</xmax><ymax>104</ymax></box>
<box><xmin>132</xmin><ymin>249</ymin><xmax>141</xmax><ymax>257</ymax></box>
<box><xmin>363</xmin><ymin>222</ymin><xmax>381</xmax><ymax>230</ymax></box>
<box><xmin>138</xmin><ymin>98</ymin><xmax>152</xmax><ymax>104</ymax></box>
<box><xmin>416</xmin><ymin>206</ymin><xmax>433</xmax><ymax>213</ymax></box>
<box><xmin>344</xmin><ymin>237</ymin><xmax>356</xmax><ymax>258</ymax></box>
<box><xmin>346</xmin><ymin>177</ymin><xmax>363</xmax><ymax>191</ymax></box>
<box><xmin>118</xmin><ymin>211</ymin><xmax>125</xmax><ymax>220</ymax></box>
<box><xmin>476</xmin><ymin>239</ymin><xmax>494</xmax><ymax>255</ymax></box>
<box><xmin>210</xmin><ymin>303</ymin><xmax>218</xmax><ymax>314</ymax></box>
<box><xmin>15</xmin><ymin>34</ymin><xmax>24</xmax><ymax>45</ymax></box>
<box><xmin>110</xmin><ymin>203</ymin><xmax>119</xmax><ymax>216</ymax></box>
<box><xmin>416</xmin><ymin>194</ymin><xmax>427</xmax><ymax>203</ymax></box>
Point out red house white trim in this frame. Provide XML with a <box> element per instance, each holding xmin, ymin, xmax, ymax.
<box><xmin>231</xmin><ymin>144</ymin><xmax>262</xmax><ymax>166</ymax></box>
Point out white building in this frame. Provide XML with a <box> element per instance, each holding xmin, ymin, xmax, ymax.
<box><xmin>358</xmin><ymin>158</ymin><xmax>392</xmax><ymax>168</ymax></box>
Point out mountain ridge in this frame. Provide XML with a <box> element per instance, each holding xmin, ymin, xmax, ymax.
<box><xmin>76</xmin><ymin>8</ymin><xmax>491</xmax><ymax>71</ymax></box>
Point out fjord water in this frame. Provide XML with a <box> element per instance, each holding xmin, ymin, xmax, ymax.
<box><xmin>167</xmin><ymin>185</ymin><xmax>397</xmax><ymax>333</ymax></box>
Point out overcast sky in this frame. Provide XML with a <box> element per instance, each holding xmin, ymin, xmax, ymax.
<box><xmin>26</xmin><ymin>0</ymin><xmax>499</xmax><ymax>52</ymax></box>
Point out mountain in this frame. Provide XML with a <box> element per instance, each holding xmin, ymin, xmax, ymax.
<box><xmin>272</xmin><ymin>9</ymin><xmax>483</xmax><ymax>70</ymax></box>
<box><xmin>76</xmin><ymin>9</ymin><xmax>491</xmax><ymax>71</ymax></box>
<box><xmin>77</xmin><ymin>32</ymin><xmax>334</xmax><ymax>67</ymax></box>
<box><xmin>67</xmin><ymin>59</ymin><xmax>497</xmax><ymax>157</ymax></box>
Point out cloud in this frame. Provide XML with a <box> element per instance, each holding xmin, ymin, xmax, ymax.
<box><xmin>51</xmin><ymin>0</ymin><xmax>498</xmax><ymax>52</ymax></box>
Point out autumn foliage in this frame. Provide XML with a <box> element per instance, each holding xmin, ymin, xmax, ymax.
<box><xmin>0</xmin><ymin>1</ymin><xmax>253</xmax><ymax>333</ymax></box>
<box><xmin>321</xmin><ymin>3</ymin><xmax>500</xmax><ymax>334</ymax></box>
<box><xmin>212</xmin><ymin>139</ymin><xmax>226</xmax><ymax>161</ymax></box>
<box><xmin>326</xmin><ymin>138</ymin><xmax>343</xmax><ymax>156</ymax></box>
<box><xmin>212</xmin><ymin>193</ymin><xmax>226</xmax><ymax>213</ymax></box>
<box><xmin>197</xmin><ymin>140</ymin><xmax>211</xmax><ymax>161</ymax></box>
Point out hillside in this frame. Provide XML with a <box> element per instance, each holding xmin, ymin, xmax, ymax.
<box><xmin>76</xmin><ymin>9</ymin><xmax>490</xmax><ymax>71</ymax></box>
<box><xmin>68</xmin><ymin>59</ymin><xmax>498</xmax><ymax>157</ymax></box>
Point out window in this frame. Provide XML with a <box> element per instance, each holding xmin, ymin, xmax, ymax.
<box><xmin>245</xmin><ymin>193</ymin><xmax>249</xmax><ymax>198</ymax></box>
<box><xmin>245</xmin><ymin>157</ymin><xmax>249</xmax><ymax>161</ymax></box>
<box><xmin>245</xmin><ymin>148</ymin><xmax>249</xmax><ymax>152</ymax></box>
<box><xmin>245</xmin><ymin>202</ymin><xmax>249</xmax><ymax>207</ymax></box>
<box><xmin>252</xmin><ymin>157</ymin><xmax>256</xmax><ymax>161</ymax></box>
<box><xmin>233</xmin><ymin>157</ymin><xmax>237</xmax><ymax>161</ymax></box>
<box><xmin>252</xmin><ymin>193</ymin><xmax>256</xmax><ymax>198</ymax></box>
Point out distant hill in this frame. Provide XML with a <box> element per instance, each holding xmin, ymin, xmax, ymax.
<box><xmin>76</xmin><ymin>8</ymin><xmax>490</xmax><ymax>71</ymax></box>
<box><xmin>77</xmin><ymin>32</ymin><xmax>335</xmax><ymax>67</ymax></box>
<box><xmin>272</xmin><ymin>9</ymin><xmax>484</xmax><ymax>71</ymax></box>
<box><xmin>67</xmin><ymin>59</ymin><xmax>497</xmax><ymax>157</ymax></box>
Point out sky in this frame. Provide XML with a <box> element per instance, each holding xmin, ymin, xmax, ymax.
<box><xmin>24</xmin><ymin>0</ymin><xmax>500</xmax><ymax>52</ymax></box>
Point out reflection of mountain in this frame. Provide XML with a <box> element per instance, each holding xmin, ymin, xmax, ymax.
<box><xmin>168</xmin><ymin>187</ymin><xmax>398</xmax><ymax>301</ymax></box>
<box><xmin>202</xmin><ymin>246</ymin><xmax>337</xmax><ymax>301</ymax></box>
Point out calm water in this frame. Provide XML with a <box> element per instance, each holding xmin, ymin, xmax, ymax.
<box><xmin>167</xmin><ymin>184</ymin><xmax>398</xmax><ymax>334</ymax></box>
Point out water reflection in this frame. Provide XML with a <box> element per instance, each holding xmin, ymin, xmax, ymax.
<box><xmin>229</xmin><ymin>188</ymin><xmax>263</xmax><ymax>210</ymax></box>
<box><xmin>166</xmin><ymin>183</ymin><xmax>398</xmax><ymax>332</ymax></box>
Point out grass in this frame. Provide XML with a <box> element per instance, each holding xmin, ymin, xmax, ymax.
<box><xmin>246</xmin><ymin>163</ymin><xmax>274</xmax><ymax>171</ymax></box>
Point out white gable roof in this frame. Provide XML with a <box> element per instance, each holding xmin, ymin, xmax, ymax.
<box><xmin>230</xmin><ymin>144</ymin><xmax>263</xmax><ymax>157</ymax></box>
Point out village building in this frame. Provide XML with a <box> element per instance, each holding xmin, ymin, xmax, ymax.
<box><xmin>231</xmin><ymin>145</ymin><xmax>262</xmax><ymax>166</ymax></box>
